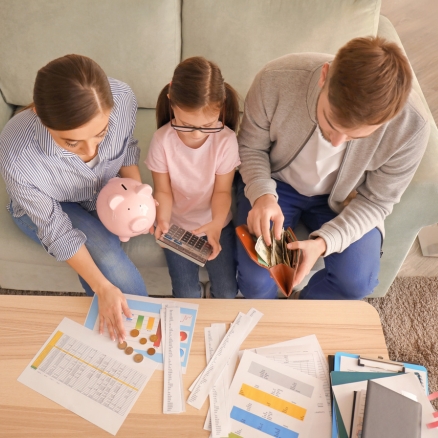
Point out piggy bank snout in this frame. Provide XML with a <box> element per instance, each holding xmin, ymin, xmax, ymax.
<box><xmin>130</xmin><ymin>217</ymin><xmax>150</xmax><ymax>232</ymax></box>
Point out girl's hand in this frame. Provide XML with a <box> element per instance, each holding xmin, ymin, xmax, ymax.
<box><xmin>154</xmin><ymin>219</ymin><xmax>170</xmax><ymax>240</ymax></box>
<box><xmin>95</xmin><ymin>282</ymin><xmax>132</xmax><ymax>343</ymax></box>
<box><xmin>192</xmin><ymin>221</ymin><xmax>222</xmax><ymax>260</ymax></box>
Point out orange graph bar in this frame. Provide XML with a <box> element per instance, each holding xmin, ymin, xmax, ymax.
<box><xmin>31</xmin><ymin>331</ymin><xmax>64</xmax><ymax>369</ymax></box>
<box><xmin>239</xmin><ymin>383</ymin><xmax>307</xmax><ymax>421</ymax></box>
<box><xmin>147</xmin><ymin>317</ymin><xmax>155</xmax><ymax>331</ymax></box>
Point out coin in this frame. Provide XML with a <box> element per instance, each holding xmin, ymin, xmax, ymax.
<box><xmin>130</xmin><ymin>329</ymin><xmax>140</xmax><ymax>337</ymax></box>
<box><xmin>117</xmin><ymin>341</ymin><xmax>127</xmax><ymax>350</ymax></box>
<box><xmin>147</xmin><ymin>348</ymin><xmax>156</xmax><ymax>356</ymax></box>
<box><xmin>149</xmin><ymin>334</ymin><xmax>158</xmax><ymax>342</ymax></box>
<box><xmin>133</xmin><ymin>354</ymin><xmax>143</xmax><ymax>363</ymax></box>
<box><xmin>125</xmin><ymin>346</ymin><xmax>134</xmax><ymax>355</ymax></box>
<box><xmin>139</xmin><ymin>337</ymin><xmax>147</xmax><ymax>345</ymax></box>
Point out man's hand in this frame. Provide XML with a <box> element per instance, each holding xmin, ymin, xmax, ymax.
<box><xmin>247</xmin><ymin>194</ymin><xmax>284</xmax><ymax>245</ymax></box>
<box><xmin>192</xmin><ymin>221</ymin><xmax>222</xmax><ymax>260</ymax></box>
<box><xmin>95</xmin><ymin>282</ymin><xmax>133</xmax><ymax>343</ymax></box>
<box><xmin>287</xmin><ymin>237</ymin><xmax>327</xmax><ymax>287</ymax></box>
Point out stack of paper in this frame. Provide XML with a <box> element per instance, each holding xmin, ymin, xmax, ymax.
<box><xmin>187</xmin><ymin>308</ymin><xmax>263</xmax><ymax>411</ymax></box>
<box><xmin>331</xmin><ymin>372</ymin><xmax>435</xmax><ymax>438</ymax></box>
<box><xmin>197</xmin><ymin>326</ymin><xmax>331</xmax><ymax>438</ymax></box>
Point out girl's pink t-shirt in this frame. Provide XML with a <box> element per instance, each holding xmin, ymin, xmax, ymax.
<box><xmin>145</xmin><ymin>122</ymin><xmax>241</xmax><ymax>231</ymax></box>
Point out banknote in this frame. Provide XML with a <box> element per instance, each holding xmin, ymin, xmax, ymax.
<box><xmin>255</xmin><ymin>227</ymin><xmax>299</xmax><ymax>268</ymax></box>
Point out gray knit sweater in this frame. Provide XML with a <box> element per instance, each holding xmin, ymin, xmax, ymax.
<box><xmin>238</xmin><ymin>53</ymin><xmax>430</xmax><ymax>256</ymax></box>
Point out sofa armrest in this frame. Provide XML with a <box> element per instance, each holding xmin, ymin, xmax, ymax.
<box><xmin>371</xmin><ymin>15</ymin><xmax>438</xmax><ymax>297</ymax></box>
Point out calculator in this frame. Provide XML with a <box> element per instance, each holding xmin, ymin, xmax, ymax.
<box><xmin>156</xmin><ymin>224</ymin><xmax>213</xmax><ymax>267</ymax></box>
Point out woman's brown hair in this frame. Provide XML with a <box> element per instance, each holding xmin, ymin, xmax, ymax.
<box><xmin>24</xmin><ymin>54</ymin><xmax>114</xmax><ymax>131</ymax></box>
<box><xmin>156</xmin><ymin>57</ymin><xmax>240</xmax><ymax>132</ymax></box>
<box><xmin>327</xmin><ymin>36</ymin><xmax>412</xmax><ymax>128</ymax></box>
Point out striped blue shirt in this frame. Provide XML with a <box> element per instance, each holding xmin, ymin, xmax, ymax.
<box><xmin>0</xmin><ymin>78</ymin><xmax>140</xmax><ymax>261</ymax></box>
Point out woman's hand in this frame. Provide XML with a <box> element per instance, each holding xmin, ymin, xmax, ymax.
<box><xmin>95</xmin><ymin>282</ymin><xmax>133</xmax><ymax>342</ymax></box>
<box><xmin>192</xmin><ymin>221</ymin><xmax>222</xmax><ymax>260</ymax></box>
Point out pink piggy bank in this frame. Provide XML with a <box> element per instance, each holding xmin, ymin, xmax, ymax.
<box><xmin>96</xmin><ymin>177</ymin><xmax>156</xmax><ymax>242</ymax></box>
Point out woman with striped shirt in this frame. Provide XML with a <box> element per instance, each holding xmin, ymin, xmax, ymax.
<box><xmin>0</xmin><ymin>55</ymin><xmax>148</xmax><ymax>342</ymax></box>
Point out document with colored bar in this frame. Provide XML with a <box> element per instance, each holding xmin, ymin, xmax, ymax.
<box><xmin>17</xmin><ymin>317</ymin><xmax>157</xmax><ymax>435</ymax></box>
<box><xmin>84</xmin><ymin>294</ymin><xmax>198</xmax><ymax>373</ymax></box>
<box><xmin>227</xmin><ymin>350</ymin><xmax>324</xmax><ymax>438</ymax></box>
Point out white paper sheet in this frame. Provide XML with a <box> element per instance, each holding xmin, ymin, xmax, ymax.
<box><xmin>203</xmin><ymin>323</ymin><xmax>237</xmax><ymax>438</ymax></box>
<box><xmin>250</xmin><ymin>338</ymin><xmax>331</xmax><ymax>437</ymax></box>
<box><xmin>18</xmin><ymin>317</ymin><xmax>157</xmax><ymax>435</ymax></box>
<box><xmin>228</xmin><ymin>350</ymin><xmax>323</xmax><ymax>438</ymax></box>
<box><xmin>187</xmin><ymin>308</ymin><xmax>263</xmax><ymax>409</ymax></box>
<box><xmin>163</xmin><ymin>306</ymin><xmax>185</xmax><ymax>414</ymax></box>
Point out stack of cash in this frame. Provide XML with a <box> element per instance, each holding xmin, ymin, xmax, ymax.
<box><xmin>255</xmin><ymin>227</ymin><xmax>300</xmax><ymax>269</ymax></box>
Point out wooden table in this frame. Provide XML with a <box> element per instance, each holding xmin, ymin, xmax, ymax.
<box><xmin>0</xmin><ymin>296</ymin><xmax>388</xmax><ymax>437</ymax></box>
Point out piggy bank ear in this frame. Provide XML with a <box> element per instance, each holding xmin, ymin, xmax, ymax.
<box><xmin>108</xmin><ymin>194</ymin><xmax>124</xmax><ymax>211</ymax></box>
<box><xmin>136</xmin><ymin>184</ymin><xmax>153</xmax><ymax>197</ymax></box>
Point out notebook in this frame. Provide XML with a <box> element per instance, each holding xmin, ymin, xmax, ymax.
<box><xmin>361</xmin><ymin>380</ymin><xmax>422</xmax><ymax>438</ymax></box>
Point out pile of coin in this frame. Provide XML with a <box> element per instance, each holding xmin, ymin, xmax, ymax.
<box><xmin>116</xmin><ymin>329</ymin><xmax>161</xmax><ymax>362</ymax></box>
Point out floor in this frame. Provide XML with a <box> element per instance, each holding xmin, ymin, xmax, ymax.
<box><xmin>381</xmin><ymin>0</ymin><xmax>438</xmax><ymax>277</ymax></box>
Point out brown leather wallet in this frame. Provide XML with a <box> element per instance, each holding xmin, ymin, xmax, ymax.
<box><xmin>236</xmin><ymin>224</ymin><xmax>300</xmax><ymax>297</ymax></box>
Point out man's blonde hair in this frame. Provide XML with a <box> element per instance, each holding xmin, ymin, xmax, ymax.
<box><xmin>328</xmin><ymin>36</ymin><xmax>412</xmax><ymax>128</ymax></box>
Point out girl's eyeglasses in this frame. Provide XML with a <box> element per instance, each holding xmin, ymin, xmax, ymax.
<box><xmin>169</xmin><ymin>103</ymin><xmax>225</xmax><ymax>133</ymax></box>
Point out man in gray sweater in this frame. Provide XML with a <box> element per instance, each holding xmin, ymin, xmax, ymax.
<box><xmin>236</xmin><ymin>36</ymin><xmax>430</xmax><ymax>299</ymax></box>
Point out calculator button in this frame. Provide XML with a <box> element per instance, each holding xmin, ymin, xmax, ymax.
<box><xmin>173</xmin><ymin>240</ymin><xmax>182</xmax><ymax>245</ymax></box>
<box><xmin>164</xmin><ymin>234</ymin><xmax>173</xmax><ymax>240</ymax></box>
<box><xmin>195</xmin><ymin>240</ymin><xmax>204</xmax><ymax>249</ymax></box>
<box><xmin>174</xmin><ymin>229</ymin><xmax>185</xmax><ymax>239</ymax></box>
<box><xmin>188</xmin><ymin>236</ymin><xmax>198</xmax><ymax>246</ymax></box>
<box><xmin>181</xmin><ymin>232</ymin><xmax>191</xmax><ymax>243</ymax></box>
<box><xmin>169</xmin><ymin>224</ymin><xmax>179</xmax><ymax>234</ymax></box>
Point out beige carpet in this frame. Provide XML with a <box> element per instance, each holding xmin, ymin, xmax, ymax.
<box><xmin>366</xmin><ymin>276</ymin><xmax>438</xmax><ymax>408</ymax></box>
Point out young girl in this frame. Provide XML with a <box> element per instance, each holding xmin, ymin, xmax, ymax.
<box><xmin>146</xmin><ymin>57</ymin><xmax>241</xmax><ymax>298</ymax></box>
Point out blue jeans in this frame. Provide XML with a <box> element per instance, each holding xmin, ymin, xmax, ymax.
<box><xmin>236</xmin><ymin>174</ymin><xmax>381</xmax><ymax>300</ymax></box>
<box><xmin>163</xmin><ymin>221</ymin><xmax>238</xmax><ymax>298</ymax></box>
<box><xmin>10</xmin><ymin>202</ymin><xmax>148</xmax><ymax>297</ymax></box>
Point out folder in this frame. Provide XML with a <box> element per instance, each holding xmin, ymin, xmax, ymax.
<box><xmin>330</xmin><ymin>371</ymin><xmax>400</xmax><ymax>438</ymax></box>
<box><xmin>334</xmin><ymin>352</ymin><xmax>428</xmax><ymax>394</ymax></box>
<box><xmin>362</xmin><ymin>380</ymin><xmax>421</xmax><ymax>438</ymax></box>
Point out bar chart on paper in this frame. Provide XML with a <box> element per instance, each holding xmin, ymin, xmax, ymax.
<box><xmin>84</xmin><ymin>295</ymin><xmax>198</xmax><ymax>373</ymax></box>
<box><xmin>227</xmin><ymin>351</ymin><xmax>324</xmax><ymax>438</ymax></box>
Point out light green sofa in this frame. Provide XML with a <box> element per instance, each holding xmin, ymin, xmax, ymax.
<box><xmin>0</xmin><ymin>0</ymin><xmax>437</xmax><ymax>297</ymax></box>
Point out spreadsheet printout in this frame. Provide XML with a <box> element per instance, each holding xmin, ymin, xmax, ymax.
<box><xmin>18</xmin><ymin>317</ymin><xmax>157</xmax><ymax>435</ymax></box>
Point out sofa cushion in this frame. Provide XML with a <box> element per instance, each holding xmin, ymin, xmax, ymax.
<box><xmin>0</xmin><ymin>0</ymin><xmax>181</xmax><ymax>108</ymax></box>
<box><xmin>182</xmin><ymin>0</ymin><xmax>381</xmax><ymax>106</ymax></box>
